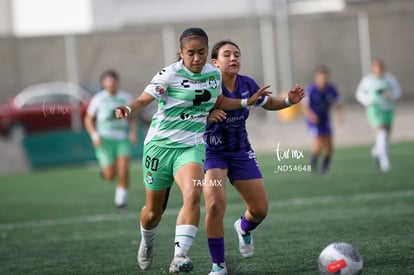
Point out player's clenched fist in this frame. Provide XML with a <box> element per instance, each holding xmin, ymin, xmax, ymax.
<box><xmin>115</xmin><ymin>106</ymin><xmax>131</xmax><ymax>119</ymax></box>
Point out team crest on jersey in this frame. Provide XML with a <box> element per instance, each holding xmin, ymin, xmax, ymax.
<box><xmin>146</xmin><ymin>172</ymin><xmax>153</xmax><ymax>184</ymax></box>
<box><xmin>208</xmin><ymin>76</ymin><xmax>217</xmax><ymax>89</ymax></box>
<box><xmin>155</xmin><ymin>85</ymin><xmax>165</xmax><ymax>95</ymax></box>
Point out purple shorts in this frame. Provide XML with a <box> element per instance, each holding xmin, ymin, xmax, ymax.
<box><xmin>205</xmin><ymin>149</ymin><xmax>263</xmax><ymax>183</ymax></box>
<box><xmin>307</xmin><ymin>122</ymin><xmax>332</xmax><ymax>137</ymax></box>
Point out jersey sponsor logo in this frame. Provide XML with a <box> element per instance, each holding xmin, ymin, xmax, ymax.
<box><xmin>181</xmin><ymin>79</ymin><xmax>191</xmax><ymax>88</ymax></box>
<box><xmin>180</xmin><ymin>113</ymin><xmax>207</xmax><ymax>120</ymax></box>
<box><xmin>241</xmin><ymin>90</ymin><xmax>250</xmax><ymax>97</ymax></box>
<box><xmin>181</xmin><ymin>78</ymin><xmax>218</xmax><ymax>90</ymax></box>
<box><xmin>193</xmin><ymin>89</ymin><xmax>211</xmax><ymax>106</ymax></box>
<box><xmin>188</xmin><ymin>106</ymin><xmax>207</xmax><ymax>112</ymax></box>
<box><xmin>226</xmin><ymin>115</ymin><xmax>245</xmax><ymax>123</ymax></box>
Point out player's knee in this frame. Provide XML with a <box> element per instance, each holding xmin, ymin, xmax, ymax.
<box><xmin>102</xmin><ymin>170</ymin><xmax>116</xmax><ymax>181</ymax></box>
<box><xmin>207</xmin><ymin>198</ymin><xmax>226</xmax><ymax>218</ymax></box>
<box><xmin>183</xmin><ymin>190</ymin><xmax>201</xmax><ymax>209</ymax></box>
<box><xmin>142</xmin><ymin>208</ymin><xmax>162</xmax><ymax>224</ymax></box>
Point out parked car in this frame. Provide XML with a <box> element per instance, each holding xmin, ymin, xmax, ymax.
<box><xmin>0</xmin><ymin>82</ymin><xmax>92</xmax><ymax>140</ymax></box>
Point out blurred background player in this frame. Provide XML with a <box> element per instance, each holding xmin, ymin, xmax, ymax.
<box><xmin>84</xmin><ymin>70</ymin><xmax>137</xmax><ymax>210</ymax></box>
<box><xmin>115</xmin><ymin>29</ymin><xmax>270</xmax><ymax>273</ymax></box>
<box><xmin>356</xmin><ymin>59</ymin><xmax>401</xmax><ymax>172</ymax></box>
<box><xmin>301</xmin><ymin>66</ymin><xmax>343</xmax><ymax>174</ymax></box>
<box><xmin>203</xmin><ymin>40</ymin><xmax>305</xmax><ymax>275</ymax></box>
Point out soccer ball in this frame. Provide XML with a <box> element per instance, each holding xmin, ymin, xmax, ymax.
<box><xmin>318</xmin><ymin>242</ymin><xmax>363</xmax><ymax>275</ymax></box>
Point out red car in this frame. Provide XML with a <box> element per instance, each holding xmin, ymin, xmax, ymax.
<box><xmin>0</xmin><ymin>82</ymin><xmax>92</xmax><ymax>140</ymax></box>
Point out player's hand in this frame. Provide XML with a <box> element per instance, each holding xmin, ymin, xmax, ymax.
<box><xmin>115</xmin><ymin>106</ymin><xmax>130</xmax><ymax>119</ymax></box>
<box><xmin>129</xmin><ymin>131</ymin><xmax>138</xmax><ymax>145</ymax></box>
<box><xmin>207</xmin><ymin>110</ymin><xmax>227</xmax><ymax>124</ymax></box>
<box><xmin>247</xmin><ymin>85</ymin><xmax>272</xmax><ymax>106</ymax></box>
<box><xmin>288</xmin><ymin>84</ymin><xmax>305</xmax><ymax>104</ymax></box>
<box><xmin>92</xmin><ymin>137</ymin><xmax>102</xmax><ymax>147</ymax></box>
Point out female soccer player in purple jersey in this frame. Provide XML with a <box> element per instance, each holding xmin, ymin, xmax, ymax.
<box><xmin>301</xmin><ymin>66</ymin><xmax>343</xmax><ymax>174</ymax></box>
<box><xmin>116</xmin><ymin>29</ymin><xmax>270</xmax><ymax>274</ymax></box>
<box><xmin>203</xmin><ymin>40</ymin><xmax>305</xmax><ymax>275</ymax></box>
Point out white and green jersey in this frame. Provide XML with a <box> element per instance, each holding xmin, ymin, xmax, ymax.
<box><xmin>87</xmin><ymin>90</ymin><xmax>132</xmax><ymax>140</ymax></box>
<box><xmin>144</xmin><ymin>61</ymin><xmax>222</xmax><ymax>148</ymax></box>
<box><xmin>356</xmin><ymin>73</ymin><xmax>401</xmax><ymax>111</ymax></box>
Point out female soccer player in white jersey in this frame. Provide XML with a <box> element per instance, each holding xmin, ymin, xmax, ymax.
<box><xmin>115</xmin><ymin>28</ymin><xmax>270</xmax><ymax>274</ymax></box>
<box><xmin>203</xmin><ymin>40</ymin><xmax>305</xmax><ymax>275</ymax></box>
<box><xmin>356</xmin><ymin>59</ymin><xmax>401</xmax><ymax>172</ymax></box>
<box><xmin>84</xmin><ymin>70</ymin><xmax>137</xmax><ymax>210</ymax></box>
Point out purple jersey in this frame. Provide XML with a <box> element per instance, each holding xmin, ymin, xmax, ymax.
<box><xmin>306</xmin><ymin>83</ymin><xmax>340</xmax><ymax>125</ymax></box>
<box><xmin>205</xmin><ymin>74</ymin><xmax>267</xmax><ymax>152</ymax></box>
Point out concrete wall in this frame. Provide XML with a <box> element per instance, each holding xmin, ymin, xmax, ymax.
<box><xmin>0</xmin><ymin>0</ymin><xmax>413</xmax><ymax>104</ymax></box>
<box><xmin>0</xmin><ymin>0</ymin><xmax>12</xmax><ymax>36</ymax></box>
<box><xmin>290</xmin><ymin>0</ymin><xmax>414</xmax><ymax>101</ymax></box>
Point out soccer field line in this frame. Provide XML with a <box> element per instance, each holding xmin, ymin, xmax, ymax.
<box><xmin>1</xmin><ymin>189</ymin><xmax>413</xmax><ymax>231</ymax></box>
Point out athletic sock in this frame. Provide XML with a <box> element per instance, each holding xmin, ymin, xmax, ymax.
<box><xmin>310</xmin><ymin>154</ymin><xmax>318</xmax><ymax>172</ymax></box>
<box><xmin>140</xmin><ymin>223</ymin><xmax>158</xmax><ymax>247</ymax></box>
<box><xmin>240</xmin><ymin>215</ymin><xmax>260</xmax><ymax>233</ymax></box>
<box><xmin>115</xmin><ymin>186</ymin><xmax>128</xmax><ymax>206</ymax></box>
<box><xmin>174</xmin><ymin>225</ymin><xmax>197</xmax><ymax>256</ymax></box>
<box><xmin>207</xmin><ymin>237</ymin><xmax>225</xmax><ymax>264</ymax></box>
<box><xmin>321</xmin><ymin>156</ymin><xmax>331</xmax><ymax>174</ymax></box>
<box><xmin>376</xmin><ymin>129</ymin><xmax>390</xmax><ymax>171</ymax></box>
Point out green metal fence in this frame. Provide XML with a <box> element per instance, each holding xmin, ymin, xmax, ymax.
<box><xmin>22</xmin><ymin>126</ymin><xmax>146</xmax><ymax>168</ymax></box>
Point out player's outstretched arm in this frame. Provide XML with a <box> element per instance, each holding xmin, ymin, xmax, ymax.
<box><xmin>115</xmin><ymin>92</ymin><xmax>154</xmax><ymax>119</ymax></box>
<box><xmin>335</xmin><ymin>104</ymin><xmax>344</xmax><ymax>125</ymax></box>
<box><xmin>215</xmin><ymin>85</ymin><xmax>272</xmax><ymax>111</ymax></box>
<box><xmin>263</xmin><ymin>84</ymin><xmax>305</xmax><ymax>111</ymax></box>
<box><xmin>301</xmin><ymin>102</ymin><xmax>319</xmax><ymax>124</ymax></box>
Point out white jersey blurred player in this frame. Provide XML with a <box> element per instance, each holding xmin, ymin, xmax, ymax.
<box><xmin>84</xmin><ymin>70</ymin><xmax>137</xmax><ymax>210</ymax></box>
<box><xmin>356</xmin><ymin>59</ymin><xmax>401</xmax><ymax>172</ymax></box>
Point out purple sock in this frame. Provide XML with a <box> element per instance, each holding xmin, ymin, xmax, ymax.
<box><xmin>240</xmin><ymin>215</ymin><xmax>260</xmax><ymax>233</ymax></box>
<box><xmin>310</xmin><ymin>154</ymin><xmax>318</xmax><ymax>171</ymax></box>
<box><xmin>322</xmin><ymin>156</ymin><xmax>331</xmax><ymax>173</ymax></box>
<box><xmin>207</xmin><ymin>237</ymin><xmax>225</xmax><ymax>264</ymax></box>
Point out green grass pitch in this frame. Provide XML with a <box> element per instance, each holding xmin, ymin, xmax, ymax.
<box><xmin>0</xmin><ymin>142</ymin><xmax>413</xmax><ymax>274</ymax></box>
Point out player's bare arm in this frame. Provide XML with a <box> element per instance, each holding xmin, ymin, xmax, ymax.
<box><xmin>263</xmin><ymin>84</ymin><xmax>305</xmax><ymax>111</ymax></box>
<box><xmin>214</xmin><ymin>85</ymin><xmax>272</xmax><ymax>111</ymax></box>
<box><xmin>128</xmin><ymin>115</ymin><xmax>138</xmax><ymax>145</ymax></box>
<box><xmin>115</xmin><ymin>92</ymin><xmax>154</xmax><ymax>119</ymax></box>
<box><xmin>84</xmin><ymin>114</ymin><xmax>101</xmax><ymax>147</ymax></box>
<box><xmin>301</xmin><ymin>103</ymin><xmax>319</xmax><ymax>124</ymax></box>
<box><xmin>335</xmin><ymin>104</ymin><xmax>344</xmax><ymax>125</ymax></box>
